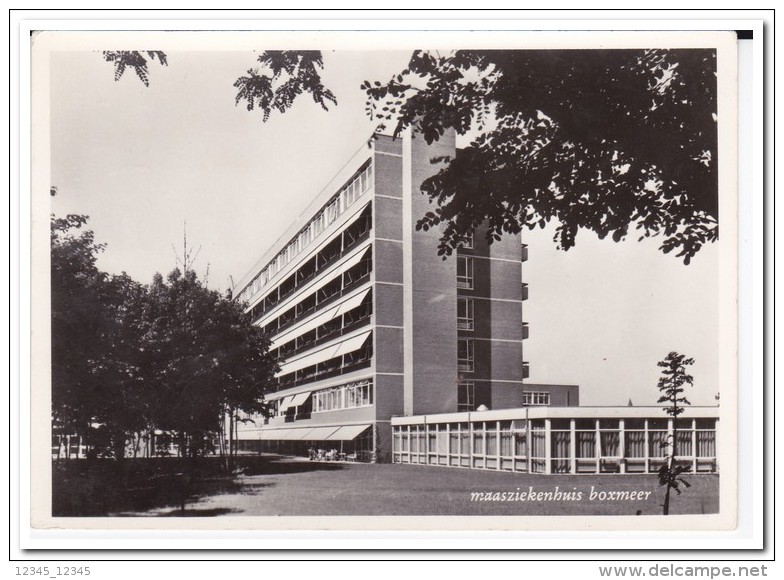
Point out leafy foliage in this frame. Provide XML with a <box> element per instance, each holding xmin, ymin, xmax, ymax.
<box><xmin>363</xmin><ymin>50</ymin><xmax>718</xmax><ymax>264</ymax></box>
<box><xmin>51</xmin><ymin>208</ymin><xmax>149</xmax><ymax>457</ymax></box>
<box><xmin>102</xmin><ymin>51</ymin><xmax>168</xmax><ymax>86</ymax></box>
<box><xmin>140</xmin><ymin>267</ymin><xmax>277</xmax><ymax>458</ymax></box>
<box><xmin>655</xmin><ymin>351</ymin><xmax>695</xmax><ymax>514</ymax></box>
<box><xmin>98</xmin><ymin>48</ymin><xmax>718</xmax><ymax>264</ymax></box>
<box><xmin>234</xmin><ymin>51</ymin><xmax>337</xmax><ymax>122</ymax></box>
<box><xmin>51</xmin><ymin>194</ymin><xmax>277</xmax><ymax>460</ymax></box>
<box><xmin>51</xmin><ymin>209</ymin><xmax>107</xmax><ymax>440</ymax></box>
<box><xmin>657</xmin><ymin>351</ymin><xmax>694</xmax><ymax>414</ymax></box>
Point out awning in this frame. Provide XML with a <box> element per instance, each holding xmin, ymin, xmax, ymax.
<box><xmin>338</xmin><ymin>246</ymin><xmax>371</xmax><ymax>274</ymax></box>
<box><xmin>325</xmin><ymin>424</ymin><xmax>371</xmax><ymax>441</ymax></box>
<box><xmin>300</xmin><ymin>426</ymin><xmax>340</xmax><ymax>440</ymax></box>
<box><xmin>289</xmin><ymin>391</ymin><xmax>311</xmax><ymax>407</ymax></box>
<box><xmin>277</xmin><ymin>343</ymin><xmax>341</xmax><ymax>375</ymax></box>
<box><xmin>289</xmin><ymin>428</ymin><xmax>315</xmax><ymax>440</ymax></box>
<box><xmin>333</xmin><ymin>330</ymin><xmax>372</xmax><ymax>357</ymax></box>
<box><xmin>271</xmin><ymin>303</ymin><xmax>341</xmax><ymax>348</ymax></box>
<box><xmin>276</xmin><ymin>395</ymin><xmax>295</xmax><ymax>413</ymax></box>
<box><xmin>261</xmin><ymin>242</ymin><xmax>370</xmax><ymax>329</ymax></box>
<box><xmin>277</xmin><ymin>330</ymin><xmax>372</xmax><ymax>375</ymax></box>
<box><xmin>272</xmin><ymin>287</ymin><xmax>370</xmax><ymax>348</ymax></box>
<box><xmin>258</xmin><ymin>427</ymin><xmax>315</xmax><ymax>441</ymax></box>
<box><xmin>259</xmin><ymin>428</ymin><xmax>294</xmax><ymax>440</ymax></box>
<box><xmin>335</xmin><ymin>288</ymin><xmax>371</xmax><ymax>316</ymax></box>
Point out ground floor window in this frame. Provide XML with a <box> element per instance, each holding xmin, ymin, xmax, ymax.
<box><xmin>392</xmin><ymin>416</ymin><xmax>718</xmax><ymax>475</ymax></box>
<box><xmin>312</xmin><ymin>379</ymin><xmax>373</xmax><ymax>413</ymax></box>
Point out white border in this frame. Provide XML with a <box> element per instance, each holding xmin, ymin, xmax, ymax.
<box><xmin>11</xmin><ymin>11</ymin><xmax>766</xmax><ymax>557</ymax></box>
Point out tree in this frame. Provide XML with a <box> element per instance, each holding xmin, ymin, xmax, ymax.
<box><xmin>102</xmin><ymin>51</ymin><xmax>168</xmax><ymax>86</ymax></box>
<box><xmin>656</xmin><ymin>351</ymin><xmax>695</xmax><ymax>515</ymax></box>
<box><xmin>51</xmin><ymin>204</ymin><xmax>107</xmax><ymax>456</ymax></box>
<box><xmin>236</xmin><ymin>49</ymin><xmax>717</xmax><ymax>263</ymax></box>
<box><xmin>100</xmin><ymin>48</ymin><xmax>718</xmax><ymax>264</ymax></box>
<box><xmin>89</xmin><ymin>272</ymin><xmax>150</xmax><ymax>459</ymax></box>
<box><xmin>51</xmin><ymin>200</ymin><xmax>153</xmax><ymax>459</ymax></box>
<box><xmin>139</xmin><ymin>268</ymin><xmax>277</xmax><ymax>462</ymax></box>
<box><xmin>368</xmin><ymin>49</ymin><xmax>717</xmax><ymax>264</ymax></box>
<box><xmin>233</xmin><ymin>50</ymin><xmax>336</xmax><ymax>122</ymax></box>
<box><xmin>52</xmin><ymin>189</ymin><xmax>277</xmax><ymax>464</ymax></box>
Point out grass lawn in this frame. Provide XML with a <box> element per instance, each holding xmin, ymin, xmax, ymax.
<box><xmin>52</xmin><ymin>455</ymin><xmax>719</xmax><ymax>517</ymax></box>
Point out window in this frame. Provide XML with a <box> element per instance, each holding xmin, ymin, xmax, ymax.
<box><xmin>360</xmin><ymin>164</ymin><xmax>371</xmax><ymax>192</ymax></box>
<box><xmin>326</xmin><ymin>197</ymin><xmax>340</xmax><ymax>224</ymax></box>
<box><xmin>313</xmin><ymin>211</ymin><xmax>326</xmax><ymax>235</ymax></box>
<box><xmin>522</xmin><ymin>391</ymin><xmax>550</xmax><ymax>406</ymax></box>
<box><xmin>459</xmin><ymin>232</ymin><xmax>474</xmax><ymax>249</ymax></box>
<box><xmin>457</xmin><ymin>381</ymin><xmax>475</xmax><ymax>412</ymax></box>
<box><xmin>457</xmin><ymin>297</ymin><xmax>474</xmax><ymax>330</ymax></box>
<box><xmin>312</xmin><ymin>379</ymin><xmax>373</xmax><ymax>413</ymax></box>
<box><xmin>457</xmin><ymin>256</ymin><xmax>474</xmax><ymax>289</ymax></box>
<box><xmin>457</xmin><ymin>339</ymin><xmax>474</xmax><ymax>372</ymax></box>
<box><xmin>237</xmin><ymin>162</ymin><xmax>375</xmax><ymax>312</ymax></box>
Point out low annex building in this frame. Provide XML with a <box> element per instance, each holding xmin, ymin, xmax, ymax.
<box><xmin>391</xmin><ymin>406</ymin><xmax>718</xmax><ymax>475</ymax></box>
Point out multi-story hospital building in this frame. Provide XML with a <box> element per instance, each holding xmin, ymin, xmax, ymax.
<box><xmin>231</xmin><ymin>130</ymin><xmax>718</xmax><ymax>474</ymax></box>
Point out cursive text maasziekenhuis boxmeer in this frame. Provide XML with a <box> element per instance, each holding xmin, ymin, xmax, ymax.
<box><xmin>469</xmin><ymin>486</ymin><xmax>654</xmax><ymax>502</ymax></box>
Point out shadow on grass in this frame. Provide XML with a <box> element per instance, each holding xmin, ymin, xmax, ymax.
<box><xmin>235</xmin><ymin>456</ymin><xmax>347</xmax><ymax>476</ymax></box>
<box><xmin>157</xmin><ymin>507</ymin><xmax>241</xmax><ymax>517</ymax></box>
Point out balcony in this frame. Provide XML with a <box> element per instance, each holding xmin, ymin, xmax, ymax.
<box><xmin>521</xmin><ymin>283</ymin><xmax>529</xmax><ymax>301</ymax></box>
<box><xmin>280</xmin><ymin>309</ymin><xmax>372</xmax><ymax>359</ymax></box>
<box><xmin>277</xmin><ymin>355</ymin><xmax>372</xmax><ymax>390</ymax></box>
<box><xmin>521</xmin><ymin>322</ymin><xmax>529</xmax><ymax>340</ymax></box>
<box><xmin>251</xmin><ymin>228</ymin><xmax>371</xmax><ymax>324</ymax></box>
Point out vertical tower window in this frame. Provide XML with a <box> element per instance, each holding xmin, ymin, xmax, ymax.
<box><xmin>457</xmin><ymin>297</ymin><xmax>474</xmax><ymax>331</ymax></box>
<box><xmin>457</xmin><ymin>256</ymin><xmax>474</xmax><ymax>289</ymax></box>
<box><xmin>457</xmin><ymin>338</ymin><xmax>475</xmax><ymax>372</ymax></box>
<box><xmin>459</xmin><ymin>231</ymin><xmax>474</xmax><ymax>249</ymax></box>
<box><xmin>458</xmin><ymin>382</ymin><xmax>475</xmax><ymax>412</ymax></box>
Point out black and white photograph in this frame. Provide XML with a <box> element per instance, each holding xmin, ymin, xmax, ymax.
<box><xmin>27</xmin><ymin>26</ymin><xmax>741</xmax><ymax>535</ymax></box>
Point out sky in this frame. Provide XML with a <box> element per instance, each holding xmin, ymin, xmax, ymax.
<box><xmin>48</xmin><ymin>49</ymin><xmax>721</xmax><ymax>407</ymax></box>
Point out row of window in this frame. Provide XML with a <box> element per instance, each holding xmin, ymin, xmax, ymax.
<box><xmin>244</xmin><ymin>207</ymin><xmax>372</xmax><ymax>325</ymax></box>
<box><xmin>271</xmin><ymin>293</ymin><xmax>373</xmax><ymax>361</ymax></box>
<box><xmin>392</xmin><ymin>418</ymin><xmax>718</xmax><ymax>474</ymax></box>
<box><xmin>456</xmin><ymin>385</ymin><xmax>551</xmax><ymax>413</ymax></box>
<box><xmin>259</xmin><ymin>246</ymin><xmax>372</xmax><ymax>338</ymax></box>
<box><xmin>523</xmin><ymin>391</ymin><xmax>550</xmax><ymax>406</ymax></box>
<box><xmin>312</xmin><ymin>379</ymin><xmax>373</xmax><ymax>413</ymax></box>
<box><xmin>237</xmin><ymin>162</ymin><xmax>372</xmax><ymax>304</ymax></box>
<box><xmin>278</xmin><ymin>334</ymin><xmax>374</xmax><ymax>388</ymax></box>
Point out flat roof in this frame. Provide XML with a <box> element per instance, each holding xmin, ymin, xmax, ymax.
<box><xmin>390</xmin><ymin>406</ymin><xmax>721</xmax><ymax>425</ymax></box>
